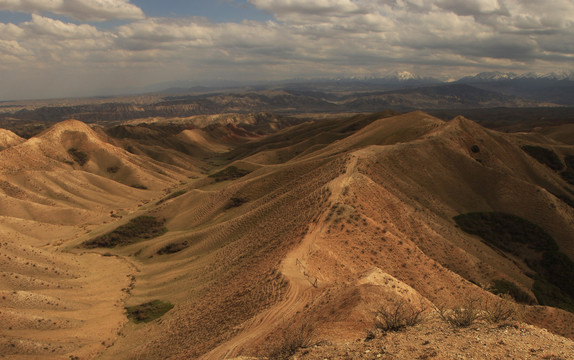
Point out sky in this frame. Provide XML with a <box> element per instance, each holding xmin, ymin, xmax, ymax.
<box><xmin>0</xmin><ymin>0</ymin><xmax>573</xmax><ymax>100</ymax></box>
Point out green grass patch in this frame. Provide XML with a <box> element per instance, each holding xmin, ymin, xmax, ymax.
<box><xmin>157</xmin><ymin>240</ymin><xmax>189</xmax><ymax>255</ymax></box>
<box><xmin>224</xmin><ymin>197</ymin><xmax>248</xmax><ymax>209</ymax></box>
<box><xmin>130</xmin><ymin>184</ymin><xmax>148</xmax><ymax>190</ymax></box>
<box><xmin>208</xmin><ymin>166</ymin><xmax>251</xmax><ymax>182</ymax></box>
<box><xmin>489</xmin><ymin>279</ymin><xmax>535</xmax><ymax>304</ymax></box>
<box><xmin>559</xmin><ymin>155</ymin><xmax>574</xmax><ymax>185</ymax></box>
<box><xmin>67</xmin><ymin>148</ymin><xmax>88</xmax><ymax>166</ymax></box>
<box><xmin>453</xmin><ymin>212</ymin><xmax>557</xmax><ymax>253</ymax></box>
<box><xmin>455</xmin><ymin>212</ymin><xmax>574</xmax><ymax>313</ymax></box>
<box><xmin>156</xmin><ymin>190</ymin><xmax>187</xmax><ymax>205</ymax></box>
<box><xmin>82</xmin><ymin>216</ymin><xmax>167</xmax><ymax>248</ymax></box>
<box><xmin>521</xmin><ymin>145</ymin><xmax>564</xmax><ymax>171</ymax></box>
<box><xmin>126</xmin><ymin>300</ymin><xmax>174</xmax><ymax>323</ymax></box>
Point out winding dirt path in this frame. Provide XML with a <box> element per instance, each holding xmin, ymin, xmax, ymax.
<box><xmin>200</xmin><ymin>155</ymin><xmax>358</xmax><ymax>359</ymax></box>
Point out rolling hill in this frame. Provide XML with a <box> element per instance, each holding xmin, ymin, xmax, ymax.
<box><xmin>1</xmin><ymin>111</ymin><xmax>574</xmax><ymax>359</ymax></box>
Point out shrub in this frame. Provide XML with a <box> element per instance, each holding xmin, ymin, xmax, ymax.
<box><xmin>126</xmin><ymin>300</ymin><xmax>174</xmax><ymax>323</ymax></box>
<box><xmin>483</xmin><ymin>294</ymin><xmax>520</xmax><ymax>323</ymax></box>
<box><xmin>107</xmin><ymin>166</ymin><xmax>120</xmax><ymax>173</ymax></box>
<box><xmin>374</xmin><ymin>300</ymin><xmax>426</xmax><ymax>332</ymax></box>
<box><xmin>435</xmin><ymin>297</ymin><xmax>483</xmax><ymax>328</ymax></box>
<box><xmin>521</xmin><ymin>145</ymin><xmax>564</xmax><ymax>171</ymax></box>
<box><xmin>266</xmin><ymin>322</ymin><xmax>314</xmax><ymax>360</ymax></box>
<box><xmin>82</xmin><ymin>216</ymin><xmax>167</xmax><ymax>248</ymax></box>
<box><xmin>67</xmin><ymin>148</ymin><xmax>88</xmax><ymax>166</ymax></box>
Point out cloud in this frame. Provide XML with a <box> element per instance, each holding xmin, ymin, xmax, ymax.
<box><xmin>0</xmin><ymin>0</ymin><xmax>574</xmax><ymax>99</ymax></box>
<box><xmin>23</xmin><ymin>14</ymin><xmax>105</xmax><ymax>38</ymax></box>
<box><xmin>436</xmin><ymin>0</ymin><xmax>506</xmax><ymax>16</ymax></box>
<box><xmin>0</xmin><ymin>0</ymin><xmax>145</xmax><ymax>21</ymax></box>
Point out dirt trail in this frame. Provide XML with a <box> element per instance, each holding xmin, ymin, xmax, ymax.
<box><xmin>200</xmin><ymin>155</ymin><xmax>358</xmax><ymax>359</ymax></box>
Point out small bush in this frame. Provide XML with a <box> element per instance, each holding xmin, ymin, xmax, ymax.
<box><xmin>521</xmin><ymin>145</ymin><xmax>564</xmax><ymax>171</ymax></box>
<box><xmin>107</xmin><ymin>166</ymin><xmax>120</xmax><ymax>173</ymax></box>
<box><xmin>67</xmin><ymin>148</ymin><xmax>88</xmax><ymax>166</ymax></box>
<box><xmin>267</xmin><ymin>322</ymin><xmax>314</xmax><ymax>360</ymax></box>
<box><xmin>483</xmin><ymin>294</ymin><xmax>520</xmax><ymax>323</ymax></box>
<box><xmin>435</xmin><ymin>297</ymin><xmax>482</xmax><ymax>328</ymax></box>
<box><xmin>82</xmin><ymin>216</ymin><xmax>167</xmax><ymax>248</ymax></box>
<box><xmin>126</xmin><ymin>300</ymin><xmax>174</xmax><ymax>323</ymax></box>
<box><xmin>374</xmin><ymin>300</ymin><xmax>426</xmax><ymax>332</ymax></box>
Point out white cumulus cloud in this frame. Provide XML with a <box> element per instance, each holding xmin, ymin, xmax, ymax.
<box><xmin>0</xmin><ymin>0</ymin><xmax>144</xmax><ymax>21</ymax></box>
<box><xmin>0</xmin><ymin>0</ymin><xmax>574</xmax><ymax>99</ymax></box>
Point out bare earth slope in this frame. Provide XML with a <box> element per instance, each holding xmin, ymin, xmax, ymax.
<box><xmin>99</xmin><ymin>112</ymin><xmax>574</xmax><ymax>359</ymax></box>
<box><xmin>0</xmin><ymin>120</ymin><xmax>193</xmax><ymax>359</ymax></box>
<box><xmin>1</xmin><ymin>112</ymin><xmax>574</xmax><ymax>359</ymax></box>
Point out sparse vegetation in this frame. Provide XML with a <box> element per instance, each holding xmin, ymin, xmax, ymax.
<box><xmin>82</xmin><ymin>216</ymin><xmax>167</xmax><ymax>248</ymax></box>
<box><xmin>130</xmin><ymin>184</ymin><xmax>148</xmax><ymax>190</ymax></box>
<box><xmin>157</xmin><ymin>240</ymin><xmax>189</xmax><ymax>255</ymax></box>
<box><xmin>453</xmin><ymin>212</ymin><xmax>557</xmax><ymax>252</ymax></box>
<box><xmin>455</xmin><ymin>212</ymin><xmax>574</xmax><ymax>313</ymax></box>
<box><xmin>521</xmin><ymin>145</ymin><xmax>564</xmax><ymax>171</ymax></box>
<box><xmin>559</xmin><ymin>155</ymin><xmax>574</xmax><ymax>185</ymax></box>
<box><xmin>435</xmin><ymin>297</ymin><xmax>483</xmax><ymax>328</ymax></box>
<box><xmin>208</xmin><ymin>166</ymin><xmax>251</xmax><ymax>182</ymax></box>
<box><xmin>483</xmin><ymin>294</ymin><xmax>520</xmax><ymax>323</ymax></box>
<box><xmin>489</xmin><ymin>279</ymin><xmax>535</xmax><ymax>304</ymax></box>
<box><xmin>374</xmin><ymin>300</ymin><xmax>426</xmax><ymax>332</ymax></box>
<box><xmin>266</xmin><ymin>322</ymin><xmax>314</xmax><ymax>360</ymax></box>
<box><xmin>126</xmin><ymin>300</ymin><xmax>174</xmax><ymax>323</ymax></box>
<box><xmin>532</xmin><ymin>251</ymin><xmax>574</xmax><ymax>312</ymax></box>
<box><xmin>67</xmin><ymin>148</ymin><xmax>88</xmax><ymax>166</ymax></box>
<box><xmin>224</xmin><ymin>196</ymin><xmax>248</xmax><ymax>209</ymax></box>
<box><xmin>106</xmin><ymin>166</ymin><xmax>120</xmax><ymax>173</ymax></box>
<box><xmin>156</xmin><ymin>190</ymin><xmax>186</xmax><ymax>205</ymax></box>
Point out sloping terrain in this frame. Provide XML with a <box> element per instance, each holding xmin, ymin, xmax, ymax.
<box><xmin>1</xmin><ymin>111</ymin><xmax>574</xmax><ymax>359</ymax></box>
<box><xmin>0</xmin><ymin>120</ymin><xmax>194</xmax><ymax>358</ymax></box>
<box><xmin>0</xmin><ymin>129</ymin><xmax>24</xmax><ymax>150</ymax></box>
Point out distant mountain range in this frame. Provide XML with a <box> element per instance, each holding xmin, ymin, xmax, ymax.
<box><xmin>458</xmin><ymin>70</ymin><xmax>574</xmax><ymax>82</ymax></box>
<box><xmin>154</xmin><ymin>70</ymin><xmax>573</xmax><ymax>105</ymax></box>
<box><xmin>0</xmin><ymin>70</ymin><xmax>572</xmax><ymax>136</ymax></box>
<box><xmin>455</xmin><ymin>71</ymin><xmax>574</xmax><ymax>105</ymax></box>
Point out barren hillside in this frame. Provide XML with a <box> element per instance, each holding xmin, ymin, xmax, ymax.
<box><xmin>1</xmin><ymin>112</ymin><xmax>573</xmax><ymax>359</ymax></box>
